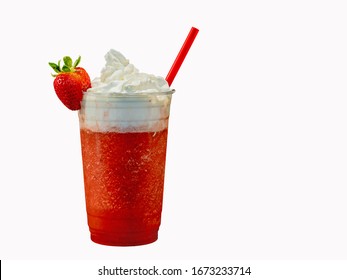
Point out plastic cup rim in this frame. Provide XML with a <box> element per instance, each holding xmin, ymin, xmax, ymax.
<box><xmin>83</xmin><ymin>89</ymin><xmax>175</xmax><ymax>98</ymax></box>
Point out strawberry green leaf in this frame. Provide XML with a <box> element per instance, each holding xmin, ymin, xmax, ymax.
<box><xmin>73</xmin><ymin>56</ymin><xmax>81</xmax><ymax>68</ymax></box>
<box><xmin>57</xmin><ymin>60</ymin><xmax>61</xmax><ymax>71</ymax></box>
<box><xmin>63</xmin><ymin>56</ymin><xmax>72</xmax><ymax>67</ymax></box>
<box><xmin>49</xmin><ymin>62</ymin><xmax>60</xmax><ymax>73</ymax></box>
<box><xmin>62</xmin><ymin>65</ymin><xmax>70</xmax><ymax>72</ymax></box>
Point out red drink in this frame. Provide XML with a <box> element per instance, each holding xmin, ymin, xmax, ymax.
<box><xmin>78</xmin><ymin>91</ymin><xmax>173</xmax><ymax>246</ymax></box>
<box><xmin>80</xmin><ymin>128</ymin><xmax>168</xmax><ymax>246</ymax></box>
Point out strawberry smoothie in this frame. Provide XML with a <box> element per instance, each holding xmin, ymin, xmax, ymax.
<box><xmin>78</xmin><ymin>50</ymin><xmax>173</xmax><ymax>246</ymax></box>
<box><xmin>80</xmin><ymin>128</ymin><xmax>168</xmax><ymax>245</ymax></box>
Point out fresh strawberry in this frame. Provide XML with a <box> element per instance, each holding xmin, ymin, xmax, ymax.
<box><xmin>49</xmin><ymin>56</ymin><xmax>91</xmax><ymax>110</ymax></box>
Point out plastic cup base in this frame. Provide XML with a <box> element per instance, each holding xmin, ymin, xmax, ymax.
<box><xmin>90</xmin><ymin>230</ymin><xmax>158</xmax><ymax>246</ymax></box>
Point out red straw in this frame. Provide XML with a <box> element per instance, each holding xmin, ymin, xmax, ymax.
<box><xmin>166</xmin><ymin>27</ymin><xmax>199</xmax><ymax>86</ymax></box>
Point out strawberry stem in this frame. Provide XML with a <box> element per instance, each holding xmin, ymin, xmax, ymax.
<box><xmin>49</xmin><ymin>55</ymin><xmax>82</xmax><ymax>76</ymax></box>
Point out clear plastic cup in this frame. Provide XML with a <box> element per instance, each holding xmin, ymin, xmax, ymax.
<box><xmin>78</xmin><ymin>90</ymin><xmax>173</xmax><ymax>246</ymax></box>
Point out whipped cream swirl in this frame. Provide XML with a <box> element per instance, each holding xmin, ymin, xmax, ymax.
<box><xmin>87</xmin><ymin>49</ymin><xmax>170</xmax><ymax>94</ymax></box>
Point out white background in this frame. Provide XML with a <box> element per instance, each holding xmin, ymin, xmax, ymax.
<box><xmin>1</xmin><ymin>0</ymin><xmax>347</xmax><ymax>267</ymax></box>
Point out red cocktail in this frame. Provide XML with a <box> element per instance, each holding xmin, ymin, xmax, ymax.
<box><xmin>79</xmin><ymin>91</ymin><xmax>173</xmax><ymax>246</ymax></box>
